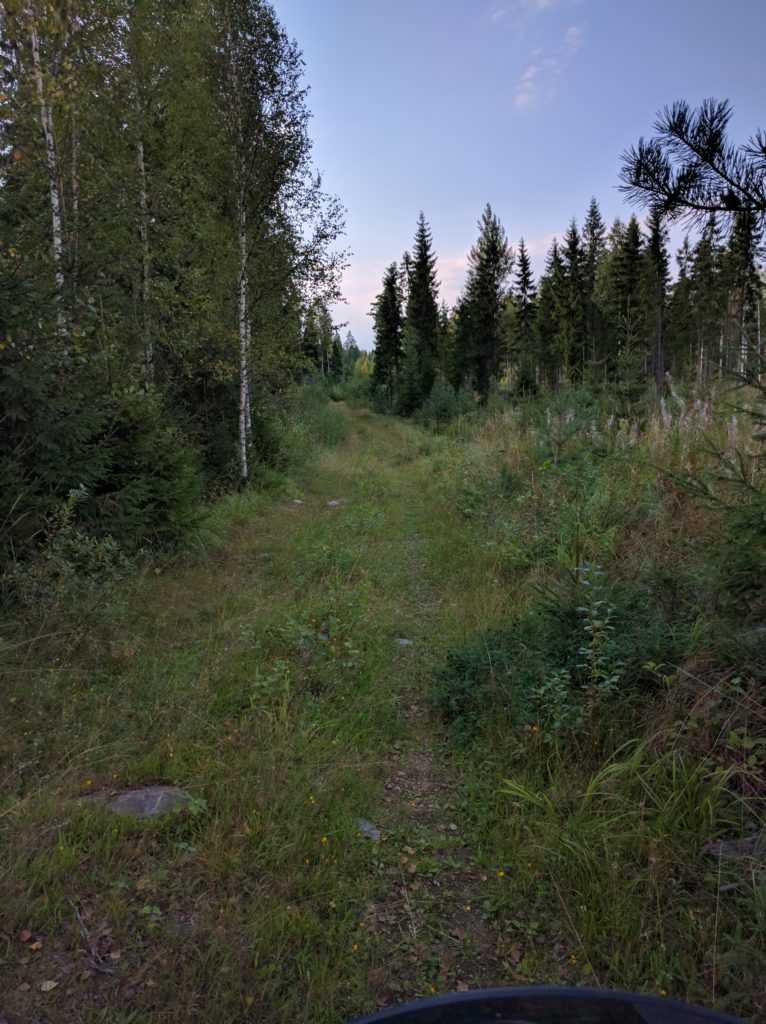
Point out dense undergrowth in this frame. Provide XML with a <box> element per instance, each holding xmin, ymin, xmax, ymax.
<box><xmin>428</xmin><ymin>382</ymin><xmax>766</xmax><ymax>1014</ymax></box>
<box><xmin>1</xmin><ymin>385</ymin><xmax>764</xmax><ymax>1022</ymax></box>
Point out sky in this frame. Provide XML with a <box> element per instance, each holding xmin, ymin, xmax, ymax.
<box><xmin>275</xmin><ymin>0</ymin><xmax>766</xmax><ymax>350</ymax></box>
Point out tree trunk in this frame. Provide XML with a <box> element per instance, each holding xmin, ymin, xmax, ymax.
<box><xmin>70</xmin><ymin>110</ymin><xmax>79</xmax><ymax>299</ymax></box>
<box><xmin>26</xmin><ymin>1</ymin><xmax>66</xmax><ymax>334</ymax></box>
<box><xmin>237</xmin><ymin>184</ymin><xmax>250</xmax><ymax>482</ymax></box>
<box><xmin>225</xmin><ymin>13</ymin><xmax>252</xmax><ymax>483</ymax></box>
<box><xmin>136</xmin><ymin>137</ymin><xmax>153</xmax><ymax>381</ymax></box>
<box><xmin>654</xmin><ymin>283</ymin><xmax>664</xmax><ymax>390</ymax></box>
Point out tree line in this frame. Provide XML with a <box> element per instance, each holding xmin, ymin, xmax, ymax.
<box><xmin>0</xmin><ymin>0</ymin><xmax>345</xmax><ymax>570</ymax></box>
<box><xmin>371</xmin><ymin>101</ymin><xmax>765</xmax><ymax>414</ymax></box>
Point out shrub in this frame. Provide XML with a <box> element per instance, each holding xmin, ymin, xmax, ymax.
<box><xmin>5</xmin><ymin>486</ymin><xmax>133</xmax><ymax>615</ymax></box>
<box><xmin>432</xmin><ymin>565</ymin><xmax>684</xmax><ymax>745</ymax></box>
<box><xmin>413</xmin><ymin>382</ymin><xmax>474</xmax><ymax>429</ymax></box>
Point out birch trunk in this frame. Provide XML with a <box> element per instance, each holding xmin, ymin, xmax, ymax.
<box><xmin>226</xmin><ymin>22</ymin><xmax>251</xmax><ymax>482</ymax></box>
<box><xmin>26</xmin><ymin>1</ymin><xmax>66</xmax><ymax>333</ymax></box>
<box><xmin>70</xmin><ymin>112</ymin><xmax>79</xmax><ymax>296</ymax></box>
<box><xmin>237</xmin><ymin>189</ymin><xmax>250</xmax><ymax>481</ymax></box>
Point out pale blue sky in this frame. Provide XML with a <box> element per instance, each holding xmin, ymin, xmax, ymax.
<box><xmin>276</xmin><ymin>0</ymin><xmax>766</xmax><ymax>349</ymax></box>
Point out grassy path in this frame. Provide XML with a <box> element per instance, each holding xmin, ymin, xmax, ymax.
<box><xmin>4</xmin><ymin>401</ymin><xmax>762</xmax><ymax>1022</ymax></box>
<box><xmin>1</xmin><ymin>405</ymin><xmax>514</xmax><ymax>1024</ymax></box>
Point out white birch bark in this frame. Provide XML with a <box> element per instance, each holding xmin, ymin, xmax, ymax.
<box><xmin>237</xmin><ymin>186</ymin><xmax>250</xmax><ymax>481</ymax></box>
<box><xmin>226</xmin><ymin>20</ymin><xmax>251</xmax><ymax>482</ymax></box>
<box><xmin>26</xmin><ymin>1</ymin><xmax>65</xmax><ymax>333</ymax></box>
<box><xmin>70</xmin><ymin>112</ymin><xmax>79</xmax><ymax>292</ymax></box>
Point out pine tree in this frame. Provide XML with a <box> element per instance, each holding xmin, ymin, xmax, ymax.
<box><xmin>460</xmin><ymin>204</ymin><xmax>513</xmax><ymax>404</ymax></box>
<box><xmin>399</xmin><ymin>213</ymin><xmax>440</xmax><ymax>413</ymax></box>
<box><xmin>620</xmin><ymin>99</ymin><xmax>766</xmax><ymax>232</ymax></box>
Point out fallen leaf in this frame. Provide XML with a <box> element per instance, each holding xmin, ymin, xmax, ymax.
<box><xmin>40</xmin><ymin>979</ymin><xmax>58</xmax><ymax>992</ymax></box>
<box><xmin>18</xmin><ymin>982</ymin><xmax>31</xmax><ymax>992</ymax></box>
<box><xmin>245</xmin><ymin>995</ymin><xmax>255</xmax><ymax>1008</ymax></box>
<box><xmin>108</xmin><ymin>949</ymin><xmax>122</xmax><ymax>961</ymax></box>
<box><xmin>19</xmin><ymin>929</ymin><xmax>32</xmax><ymax>942</ymax></box>
<box><xmin>457</xmin><ymin>982</ymin><xmax>469</xmax><ymax>992</ymax></box>
<box><xmin>406</xmin><ymin>862</ymin><xmax>417</xmax><ymax>874</ymax></box>
<box><xmin>29</xmin><ymin>941</ymin><xmax>43</xmax><ymax>951</ymax></box>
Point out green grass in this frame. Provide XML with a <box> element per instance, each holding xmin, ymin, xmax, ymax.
<box><xmin>1</xmin><ymin>398</ymin><xmax>763</xmax><ymax>1022</ymax></box>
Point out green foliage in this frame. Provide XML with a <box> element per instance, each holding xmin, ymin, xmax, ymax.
<box><xmin>398</xmin><ymin>214</ymin><xmax>440</xmax><ymax>413</ymax></box>
<box><xmin>413</xmin><ymin>381</ymin><xmax>473</xmax><ymax>429</ymax></box>
<box><xmin>432</xmin><ymin>563</ymin><xmax>671</xmax><ymax>744</ymax></box>
<box><xmin>6</xmin><ymin>486</ymin><xmax>133</xmax><ymax>616</ymax></box>
<box><xmin>458</xmin><ymin>204</ymin><xmax>513</xmax><ymax>404</ymax></box>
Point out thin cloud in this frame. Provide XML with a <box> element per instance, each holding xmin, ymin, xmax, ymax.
<box><xmin>514</xmin><ymin>25</ymin><xmax>583</xmax><ymax>109</ymax></box>
<box><xmin>489</xmin><ymin>0</ymin><xmax>556</xmax><ymax>22</ymax></box>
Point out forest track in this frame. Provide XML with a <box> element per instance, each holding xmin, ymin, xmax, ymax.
<box><xmin>1</xmin><ymin>403</ymin><xmax>517</xmax><ymax>1023</ymax></box>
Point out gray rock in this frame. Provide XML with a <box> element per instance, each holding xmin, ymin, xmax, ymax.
<box><xmin>357</xmin><ymin>818</ymin><xmax>381</xmax><ymax>841</ymax></box>
<box><xmin>396</xmin><ymin>637</ymin><xmax>414</xmax><ymax>646</ymax></box>
<box><xmin>326</xmin><ymin>499</ymin><xmax>347</xmax><ymax>508</ymax></box>
<box><xmin>83</xmin><ymin>785</ymin><xmax>191</xmax><ymax>818</ymax></box>
<box><xmin>703</xmin><ymin>833</ymin><xmax>763</xmax><ymax>860</ymax></box>
<box><xmin>292</xmin><ymin>498</ymin><xmax>305</xmax><ymax>505</ymax></box>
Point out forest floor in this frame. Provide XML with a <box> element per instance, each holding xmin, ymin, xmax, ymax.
<box><xmin>1</xmin><ymin>402</ymin><xmax>761</xmax><ymax>1023</ymax></box>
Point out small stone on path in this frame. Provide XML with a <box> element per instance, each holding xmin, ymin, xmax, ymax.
<box><xmin>357</xmin><ymin>818</ymin><xmax>381</xmax><ymax>841</ymax></box>
<box><xmin>83</xmin><ymin>785</ymin><xmax>191</xmax><ymax>818</ymax></box>
<box><xmin>703</xmin><ymin>833</ymin><xmax>763</xmax><ymax>860</ymax></box>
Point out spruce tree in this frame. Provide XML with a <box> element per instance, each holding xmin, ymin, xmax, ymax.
<box><xmin>642</xmin><ymin>206</ymin><xmax>670</xmax><ymax>388</ymax></box>
<box><xmin>561</xmin><ymin>219</ymin><xmax>587</xmax><ymax>378</ymax></box>
<box><xmin>666</xmin><ymin>236</ymin><xmax>695</xmax><ymax>376</ymax></box>
<box><xmin>724</xmin><ymin>211</ymin><xmax>762</xmax><ymax>376</ymax></box>
<box><xmin>689</xmin><ymin>215</ymin><xmax>727</xmax><ymax>379</ymax></box>
<box><xmin>370</xmin><ymin>262</ymin><xmax>404</xmax><ymax>410</ymax></box>
<box><xmin>511</xmin><ymin>237</ymin><xmax>538</xmax><ymax>393</ymax></box>
<box><xmin>399</xmin><ymin>213</ymin><xmax>439</xmax><ymax>413</ymax></box>
<box><xmin>536</xmin><ymin>239</ymin><xmax>567</xmax><ymax>387</ymax></box>
<box><xmin>329</xmin><ymin>333</ymin><xmax>344</xmax><ymax>382</ymax></box>
<box><xmin>582</xmin><ymin>198</ymin><xmax>607</xmax><ymax>372</ymax></box>
<box><xmin>460</xmin><ymin>204</ymin><xmax>513</xmax><ymax>404</ymax></box>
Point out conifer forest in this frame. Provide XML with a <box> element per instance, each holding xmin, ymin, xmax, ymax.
<box><xmin>1</xmin><ymin>3</ymin><xmax>766</xmax><ymax>1023</ymax></box>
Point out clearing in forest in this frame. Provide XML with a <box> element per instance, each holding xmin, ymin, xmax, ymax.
<box><xmin>1</xmin><ymin>403</ymin><xmax>762</xmax><ymax>1023</ymax></box>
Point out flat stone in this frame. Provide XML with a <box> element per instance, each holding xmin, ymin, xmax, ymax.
<box><xmin>703</xmin><ymin>833</ymin><xmax>763</xmax><ymax>860</ymax></box>
<box><xmin>357</xmin><ymin>818</ymin><xmax>381</xmax><ymax>841</ymax></box>
<box><xmin>326</xmin><ymin>499</ymin><xmax>347</xmax><ymax>508</ymax></box>
<box><xmin>292</xmin><ymin>498</ymin><xmax>305</xmax><ymax>505</ymax></box>
<box><xmin>84</xmin><ymin>785</ymin><xmax>191</xmax><ymax>818</ymax></box>
<box><xmin>396</xmin><ymin>637</ymin><xmax>414</xmax><ymax>646</ymax></box>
